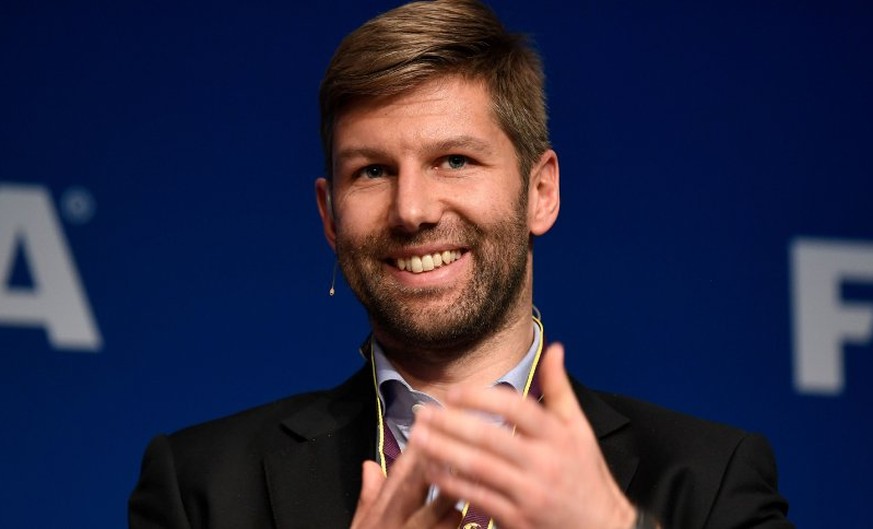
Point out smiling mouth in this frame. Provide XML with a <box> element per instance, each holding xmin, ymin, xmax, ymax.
<box><xmin>394</xmin><ymin>250</ymin><xmax>464</xmax><ymax>274</ymax></box>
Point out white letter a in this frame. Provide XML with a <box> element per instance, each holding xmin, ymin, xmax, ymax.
<box><xmin>0</xmin><ymin>183</ymin><xmax>102</xmax><ymax>351</ymax></box>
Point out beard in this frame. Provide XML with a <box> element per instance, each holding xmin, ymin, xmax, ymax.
<box><xmin>335</xmin><ymin>194</ymin><xmax>530</xmax><ymax>360</ymax></box>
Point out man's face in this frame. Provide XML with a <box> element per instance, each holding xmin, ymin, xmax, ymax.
<box><xmin>318</xmin><ymin>77</ymin><xmax>536</xmax><ymax>355</ymax></box>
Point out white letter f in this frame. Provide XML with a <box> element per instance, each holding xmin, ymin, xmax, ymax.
<box><xmin>791</xmin><ymin>238</ymin><xmax>873</xmax><ymax>395</ymax></box>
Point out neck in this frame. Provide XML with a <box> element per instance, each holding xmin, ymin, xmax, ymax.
<box><xmin>374</xmin><ymin>305</ymin><xmax>535</xmax><ymax>403</ymax></box>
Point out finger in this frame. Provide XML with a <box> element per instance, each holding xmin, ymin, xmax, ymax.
<box><xmin>357</xmin><ymin>461</ymin><xmax>383</xmax><ymax>511</ymax></box>
<box><xmin>539</xmin><ymin>342</ymin><xmax>585</xmax><ymax>423</ymax></box>
<box><xmin>403</xmin><ymin>492</ymin><xmax>460</xmax><ymax>529</ymax></box>
<box><xmin>411</xmin><ymin>411</ymin><xmax>527</xmax><ymax>504</ymax></box>
<box><xmin>442</xmin><ymin>384</ymin><xmax>562</xmax><ymax>439</ymax></box>
<box><xmin>414</xmin><ymin>404</ymin><xmax>527</xmax><ymax>466</ymax></box>
<box><xmin>351</xmin><ymin>461</ymin><xmax>385</xmax><ymax>528</ymax></box>
<box><xmin>352</xmin><ymin>444</ymin><xmax>430</xmax><ymax>527</ymax></box>
<box><xmin>424</xmin><ymin>462</ymin><xmax>518</xmax><ymax>526</ymax></box>
<box><xmin>372</xmin><ymin>443</ymin><xmax>431</xmax><ymax>515</ymax></box>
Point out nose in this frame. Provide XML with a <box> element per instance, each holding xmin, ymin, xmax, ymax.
<box><xmin>388</xmin><ymin>167</ymin><xmax>443</xmax><ymax>233</ymax></box>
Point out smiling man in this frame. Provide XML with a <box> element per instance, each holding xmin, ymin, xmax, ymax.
<box><xmin>129</xmin><ymin>1</ymin><xmax>793</xmax><ymax>528</ymax></box>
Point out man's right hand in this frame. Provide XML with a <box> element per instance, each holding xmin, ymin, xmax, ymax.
<box><xmin>350</xmin><ymin>443</ymin><xmax>462</xmax><ymax>529</ymax></box>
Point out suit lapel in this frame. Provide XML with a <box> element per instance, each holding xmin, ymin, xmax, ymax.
<box><xmin>572</xmin><ymin>379</ymin><xmax>640</xmax><ymax>492</ymax></box>
<box><xmin>265</xmin><ymin>367</ymin><xmax>376</xmax><ymax>529</ymax></box>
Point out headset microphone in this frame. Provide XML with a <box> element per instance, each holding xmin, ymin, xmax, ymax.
<box><xmin>328</xmin><ymin>260</ymin><xmax>338</xmax><ymax>296</ymax></box>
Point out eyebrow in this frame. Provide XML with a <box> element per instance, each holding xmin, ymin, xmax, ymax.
<box><xmin>334</xmin><ymin>135</ymin><xmax>495</xmax><ymax>165</ymax></box>
<box><xmin>334</xmin><ymin>146</ymin><xmax>388</xmax><ymax>165</ymax></box>
<box><xmin>428</xmin><ymin>135</ymin><xmax>494</xmax><ymax>156</ymax></box>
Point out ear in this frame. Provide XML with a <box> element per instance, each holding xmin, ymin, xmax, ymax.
<box><xmin>527</xmin><ymin>149</ymin><xmax>560</xmax><ymax>236</ymax></box>
<box><xmin>315</xmin><ymin>177</ymin><xmax>337</xmax><ymax>250</ymax></box>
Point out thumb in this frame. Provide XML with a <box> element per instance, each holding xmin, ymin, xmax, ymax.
<box><xmin>540</xmin><ymin>342</ymin><xmax>583</xmax><ymax>423</ymax></box>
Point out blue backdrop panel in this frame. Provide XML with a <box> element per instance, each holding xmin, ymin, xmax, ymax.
<box><xmin>1</xmin><ymin>2</ymin><xmax>871</xmax><ymax>527</ymax></box>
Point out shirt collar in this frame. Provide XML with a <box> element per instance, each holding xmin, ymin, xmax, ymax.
<box><xmin>373</xmin><ymin>318</ymin><xmax>543</xmax><ymax>425</ymax></box>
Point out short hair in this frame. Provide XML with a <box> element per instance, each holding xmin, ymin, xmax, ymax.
<box><xmin>319</xmin><ymin>0</ymin><xmax>550</xmax><ymax>182</ymax></box>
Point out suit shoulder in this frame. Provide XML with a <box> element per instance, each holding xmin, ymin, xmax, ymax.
<box><xmin>166</xmin><ymin>366</ymin><xmax>371</xmax><ymax>456</ymax></box>
<box><xmin>597</xmin><ymin>389</ymin><xmax>750</xmax><ymax>450</ymax></box>
<box><xmin>596</xmin><ymin>390</ymin><xmax>745</xmax><ymax>435</ymax></box>
<box><xmin>587</xmin><ymin>389</ymin><xmax>790</xmax><ymax>526</ymax></box>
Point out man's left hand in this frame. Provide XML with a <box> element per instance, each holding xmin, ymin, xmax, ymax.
<box><xmin>408</xmin><ymin>343</ymin><xmax>637</xmax><ymax>529</ymax></box>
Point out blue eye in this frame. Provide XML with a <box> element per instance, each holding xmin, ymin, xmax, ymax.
<box><xmin>361</xmin><ymin>165</ymin><xmax>384</xmax><ymax>179</ymax></box>
<box><xmin>446</xmin><ymin>155</ymin><xmax>467</xmax><ymax>169</ymax></box>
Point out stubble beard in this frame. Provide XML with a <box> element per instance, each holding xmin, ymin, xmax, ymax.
<box><xmin>336</xmin><ymin>196</ymin><xmax>530</xmax><ymax>364</ymax></box>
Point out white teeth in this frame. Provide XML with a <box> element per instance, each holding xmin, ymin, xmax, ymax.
<box><xmin>410</xmin><ymin>256</ymin><xmax>423</xmax><ymax>273</ymax></box>
<box><xmin>395</xmin><ymin>250</ymin><xmax>462</xmax><ymax>274</ymax></box>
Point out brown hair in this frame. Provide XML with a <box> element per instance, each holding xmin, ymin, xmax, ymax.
<box><xmin>319</xmin><ymin>0</ymin><xmax>550</xmax><ymax>182</ymax></box>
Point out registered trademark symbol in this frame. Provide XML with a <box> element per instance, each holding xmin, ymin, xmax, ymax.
<box><xmin>60</xmin><ymin>186</ymin><xmax>96</xmax><ymax>224</ymax></box>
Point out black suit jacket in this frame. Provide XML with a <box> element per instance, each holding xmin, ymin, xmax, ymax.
<box><xmin>129</xmin><ymin>365</ymin><xmax>792</xmax><ymax>528</ymax></box>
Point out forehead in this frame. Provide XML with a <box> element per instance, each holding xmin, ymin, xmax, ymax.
<box><xmin>332</xmin><ymin>76</ymin><xmax>508</xmax><ymax>157</ymax></box>
<box><xmin>339</xmin><ymin>73</ymin><xmax>494</xmax><ymax>116</ymax></box>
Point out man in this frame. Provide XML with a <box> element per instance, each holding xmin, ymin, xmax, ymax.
<box><xmin>129</xmin><ymin>1</ymin><xmax>793</xmax><ymax>528</ymax></box>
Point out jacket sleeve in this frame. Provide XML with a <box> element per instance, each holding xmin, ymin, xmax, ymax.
<box><xmin>129</xmin><ymin>435</ymin><xmax>193</xmax><ymax>529</ymax></box>
<box><xmin>703</xmin><ymin>433</ymin><xmax>794</xmax><ymax>529</ymax></box>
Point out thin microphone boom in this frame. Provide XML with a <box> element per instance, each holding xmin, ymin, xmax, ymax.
<box><xmin>329</xmin><ymin>261</ymin><xmax>338</xmax><ymax>296</ymax></box>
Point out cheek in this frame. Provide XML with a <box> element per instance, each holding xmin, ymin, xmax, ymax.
<box><xmin>457</xmin><ymin>185</ymin><xmax>524</xmax><ymax>225</ymax></box>
<box><xmin>334</xmin><ymin>190</ymin><xmax>387</xmax><ymax>234</ymax></box>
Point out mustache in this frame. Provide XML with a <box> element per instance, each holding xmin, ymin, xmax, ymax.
<box><xmin>349</xmin><ymin>222</ymin><xmax>485</xmax><ymax>255</ymax></box>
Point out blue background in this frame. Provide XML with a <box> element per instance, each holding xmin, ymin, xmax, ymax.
<box><xmin>1</xmin><ymin>1</ymin><xmax>871</xmax><ymax>527</ymax></box>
